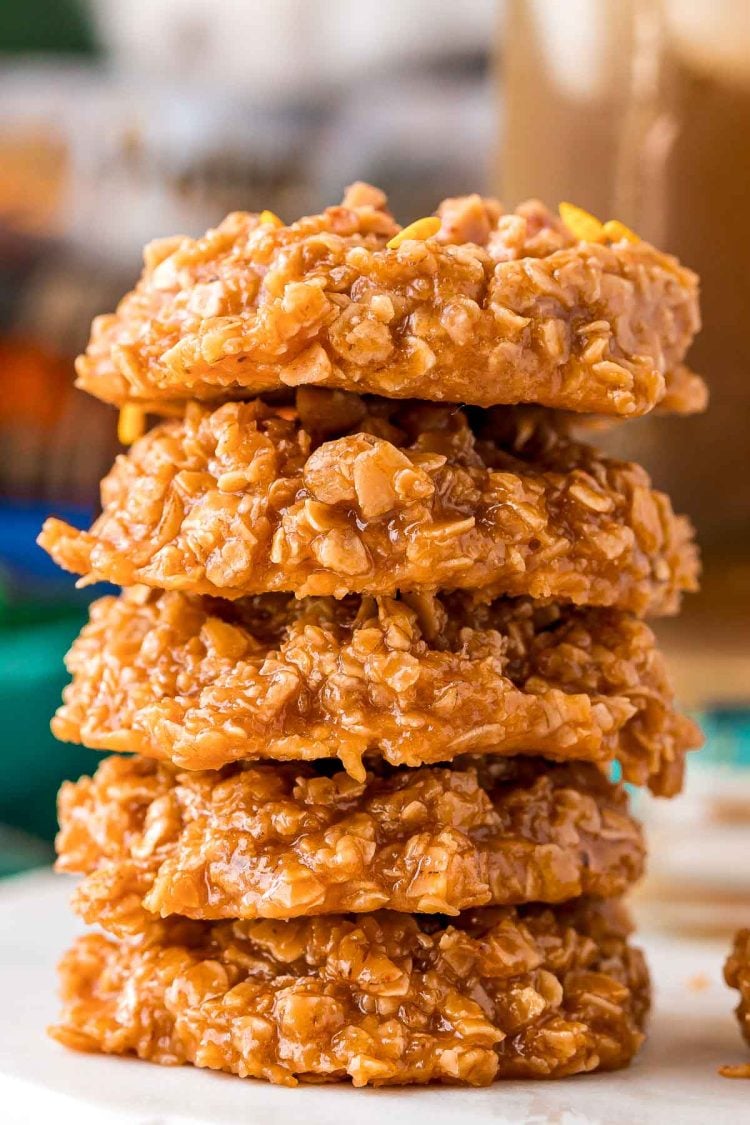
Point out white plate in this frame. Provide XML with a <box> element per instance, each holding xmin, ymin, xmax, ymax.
<box><xmin>0</xmin><ymin>869</ymin><xmax>747</xmax><ymax>1125</ymax></box>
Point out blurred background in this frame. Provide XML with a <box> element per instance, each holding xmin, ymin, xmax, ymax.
<box><xmin>0</xmin><ymin>0</ymin><xmax>748</xmax><ymax>933</ymax></box>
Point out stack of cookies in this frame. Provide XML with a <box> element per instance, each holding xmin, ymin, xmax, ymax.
<box><xmin>40</xmin><ymin>184</ymin><xmax>704</xmax><ymax>1087</ymax></box>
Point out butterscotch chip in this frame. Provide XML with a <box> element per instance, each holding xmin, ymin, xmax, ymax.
<box><xmin>52</xmin><ymin>588</ymin><xmax>699</xmax><ymax>792</ymax></box>
<box><xmin>50</xmin><ymin>899</ymin><xmax>649</xmax><ymax>1086</ymax></box>
<box><xmin>73</xmin><ymin>185</ymin><xmax>699</xmax><ymax>419</ymax></box>
<box><xmin>38</xmin><ymin>395</ymin><xmax>698</xmax><ymax>613</ymax></box>
<box><xmin>724</xmin><ymin>929</ymin><xmax>750</xmax><ymax>1056</ymax></box>
<box><xmin>56</xmin><ymin>756</ymin><xmax>645</xmax><ymax>933</ymax></box>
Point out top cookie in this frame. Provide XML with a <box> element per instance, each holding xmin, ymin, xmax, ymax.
<box><xmin>75</xmin><ymin>183</ymin><xmax>701</xmax><ymax>416</ymax></box>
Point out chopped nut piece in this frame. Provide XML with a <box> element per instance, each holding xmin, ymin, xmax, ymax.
<box><xmin>50</xmin><ymin>899</ymin><xmax>649</xmax><ymax>1086</ymax></box>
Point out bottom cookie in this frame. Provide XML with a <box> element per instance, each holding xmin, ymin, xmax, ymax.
<box><xmin>51</xmin><ymin>899</ymin><xmax>648</xmax><ymax>1087</ymax></box>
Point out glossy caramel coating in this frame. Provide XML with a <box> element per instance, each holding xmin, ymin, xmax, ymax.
<box><xmin>74</xmin><ymin>184</ymin><xmax>699</xmax><ymax>417</ymax></box>
<box><xmin>50</xmin><ymin>899</ymin><xmax>649</xmax><ymax>1086</ymax></box>
<box><xmin>52</xmin><ymin>588</ymin><xmax>700</xmax><ymax>790</ymax></box>
<box><xmin>38</xmin><ymin>393</ymin><xmax>698</xmax><ymax>613</ymax></box>
<box><xmin>56</xmin><ymin>755</ymin><xmax>645</xmax><ymax>931</ymax></box>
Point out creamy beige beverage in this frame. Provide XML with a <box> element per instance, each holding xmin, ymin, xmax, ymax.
<box><xmin>504</xmin><ymin>2</ymin><xmax>750</xmax><ymax>943</ymax></box>
<box><xmin>503</xmin><ymin>0</ymin><xmax>750</xmax><ymax>551</ymax></box>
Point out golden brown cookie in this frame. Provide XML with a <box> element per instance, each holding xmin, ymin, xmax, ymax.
<box><xmin>38</xmin><ymin>394</ymin><xmax>698</xmax><ymax>613</ymax></box>
<box><xmin>74</xmin><ymin>185</ymin><xmax>699</xmax><ymax>417</ymax></box>
<box><xmin>724</xmin><ymin>929</ymin><xmax>750</xmax><ymax>1057</ymax></box>
<box><xmin>50</xmin><ymin>899</ymin><xmax>649</xmax><ymax>1086</ymax></box>
<box><xmin>56</xmin><ymin>755</ymin><xmax>645</xmax><ymax>931</ymax></box>
<box><xmin>52</xmin><ymin>588</ymin><xmax>699</xmax><ymax>791</ymax></box>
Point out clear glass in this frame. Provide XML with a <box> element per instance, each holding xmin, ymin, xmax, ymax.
<box><xmin>502</xmin><ymin>0</ymin><xmax>750</xmax><ymax>551</ymax></box>
<box><xmin>502</xmin><ymin>0</ymin><xmax>750</xmax><ymax>933</ymax></box>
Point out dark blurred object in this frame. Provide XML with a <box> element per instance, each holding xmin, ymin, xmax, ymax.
<box><xmin>0</xmin><ymin>610</ymin><xmax>94</xmax><ymax>842</ymax></box>
<box><xmin>0</xmin><ymin>336</ymin><xmax>118</xmax><ymax>506</ymax></box>
<box><xmin>658</xmin><ymin>558</ymin><xmax>750</xmax><ymax>712</ymax></box>
<box><xmin>0</xmin><ymin>0</ymin><xmax>96</xmax><ymax>55</ymax></box>
<box><xmin>0</xmin><ymin>500</ymin><xmax>99</xmax><ymax>607</ymax></box>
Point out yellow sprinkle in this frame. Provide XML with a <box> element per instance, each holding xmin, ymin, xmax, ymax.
<box><xmin>602</xmin><ymin>219</ymin><xmax>640</xmax><ymax>244</ymax></box>
<box><xmin>259</xmin><ymin>209</ymin><xmax>283</xmax><ymax>228</ymax></box>
<box><xmin>118</xmin><ymin>404</ymin><xmax>146</xmax><ymax>445</ymax></box>
<box><xmin>387</xmin><ymin>216</ymin><xmax>441</xmax><ymax>250</ymax></box>
<box><xmin>559</xmin><ymin>202</ymin><xmax>604</xmax><ymax>242</ymax></box>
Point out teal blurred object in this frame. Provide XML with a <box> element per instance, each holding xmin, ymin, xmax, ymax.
<box><xmin>0</xmin><ymin>502</ymin><xmax>111</xmax><ymax>871</ymax></box>
<box><xmin>697</xmin><ymin>707</ymin><xmax>750</xmax><ymax>768</ymax></box>
<box><xmin>0</xmin><ymin>613</ymin><xmax>97</xmax><ymax>846</ymax></box>
<box><xmin>0</xmin><ymin>824</ymin><xmax>53</xmax><ymax>877</ymax></box>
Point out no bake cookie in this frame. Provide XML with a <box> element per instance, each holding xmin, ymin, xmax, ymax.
<box><xmin>38</xmin><ymin>394</ymin><xmax>698</xmax><ymax>612</ymax></box>
<box><xmin>74</xmin><ymin>185</ymin><xmax>700</xmax><ymax>418</ymax></box>
<box><xmin>51</xmin><ymin>898</ymin><xmax>649</xmax><ymax>1086</ymax></box>
<box><xmin>56</xmin><ymin>756</ymin><xmax>645</xmax><ymax>931</ymax></box>
<box><xmin>52</xmin><ymin>588</ymin><xmax>700</xmax><ymax>790</ymax></box>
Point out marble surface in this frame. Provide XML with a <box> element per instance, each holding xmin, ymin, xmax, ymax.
<box><xmin>0</xmin><ymin>869</ymin><xmax>747</xmax><ymax>1125</ymax></box>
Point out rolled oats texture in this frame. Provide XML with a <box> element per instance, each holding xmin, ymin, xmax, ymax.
<box><xmin>73</xmin><ymin>184</ymin><xmax>700</xmax><ymax>417</ymax></box>
<box><xmin>37</xmin><ymin>393</ymin><xmax>699</xmax><ymax>613</ymax></box>
<box><xmin>52</xmin><ymin>587</ymin><xmax>700</xmax><ymax>791</ymax></box>
<box><xmin>56</xmin><ymin>755</ymin><xmax>645</xmax><ymax>931</ymax></box>
<box><xmin>50</xmin><ymin>899</ymin><xmax>649</xmax><ymax>1087</ymax></box>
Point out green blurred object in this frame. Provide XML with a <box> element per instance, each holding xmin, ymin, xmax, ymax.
<box><xmin>0</xmin><ymin>0</ymin><xmax>98</xmax><ymax>54</ymax></box>
<box><xmin>0</xmin><ymin>573</ymin><xmax>87</xmax><ymax>628</ymax></box>
<box><xmin>0</xmin><ymin>613</ymin><xmax>97</xmax><ymax>843</ymax></box>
